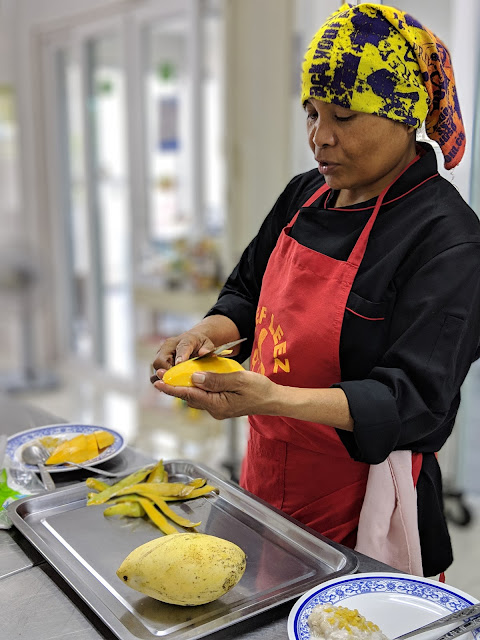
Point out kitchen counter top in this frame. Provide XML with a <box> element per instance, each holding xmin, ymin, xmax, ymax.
<box><xmin>0</xmin><ymin>393</ymin><xmax>398</xmax><ymax>640</ymax></box>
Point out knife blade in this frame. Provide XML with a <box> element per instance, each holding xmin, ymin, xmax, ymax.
<box><xmin>191</xmin><ymin>338</ymin><xmax>247</xmax><ymax>360</ymax></box>
<box><xmin>393</xmin><ymin>603</ymin><xmax>480</xmax><ymax>640</ymax></box>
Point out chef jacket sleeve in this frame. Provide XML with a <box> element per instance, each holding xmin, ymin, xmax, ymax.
<box><xmin>334</xmin><ymin>242</ymin><xmax>480</xmax><ymax>464</ymax></box>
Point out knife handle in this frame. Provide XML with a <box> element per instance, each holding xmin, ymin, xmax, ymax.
<box><xmin>437</xmin><ymin>616</ymin><xmax>480</xmax><ymax>640</ymax></box>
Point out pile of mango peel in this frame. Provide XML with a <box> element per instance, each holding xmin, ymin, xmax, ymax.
<box><xmin>86</xmin><ymin>460</ymin><xmax>219</xmax><ymax>535</ymax></box>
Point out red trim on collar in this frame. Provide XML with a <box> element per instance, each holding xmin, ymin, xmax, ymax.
<box><xmin>325</xmin><ymin>173</ymin><xmax>439</xmax><ymax>211</ymax></box>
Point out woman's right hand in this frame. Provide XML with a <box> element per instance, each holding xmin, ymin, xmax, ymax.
<box><xmin>151</xmin><ymin>331</ymin><xmax>216</xmax><ymax>378</ymax></box>
<box><xmin>150</xmin><ymin>314</ymin><xmax>242</xmax><ymax>383</ymax></box>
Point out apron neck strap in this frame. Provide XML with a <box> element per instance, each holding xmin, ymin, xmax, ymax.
<box><xmin>303</xmin><ymin>183</ymin><xmax>330</xmax><ymax>207</ymax></box>
<box><xmin>348</xmin><ymin>153</ymin><xmax>421</xmax><ymax>267</ymax></box>
<box><xmin>287</xmin><ymin>183</ymin><xmax>330</xmax><ymax>228</ymax></box>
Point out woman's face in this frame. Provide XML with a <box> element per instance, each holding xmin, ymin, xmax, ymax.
<box><xmin>305</xmin><ymin>98</ymin><xmax>416</xmax><ymax>204</ymax></box>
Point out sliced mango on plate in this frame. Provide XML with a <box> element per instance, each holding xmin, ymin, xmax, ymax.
<box><xmin>45</xmin><ymin>429</ymin><xmax>115</xmax><ymax>465</ymax></box>
<box><xmin>94</xmin><ymin>430</ymin><xmax>115</xmax><ymax>449</ymax></box>
<box><xmin>46</xmin><ymin>433</ymin><xmax>98</xmax><ymax>465</ymax></box>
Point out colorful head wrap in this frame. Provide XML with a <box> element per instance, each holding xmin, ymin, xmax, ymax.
<box><xmin>301</xmin><ymin>3</ymin><xmax>465</xmax><ymax>169</ymax></box>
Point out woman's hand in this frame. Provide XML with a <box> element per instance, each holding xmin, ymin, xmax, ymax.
<box><xmin>151</xmin><ymin>315</ymin><xmax>242</xmax><ymax>383</ymax></box>
<box><xmin>153</xmin><ymin>370</ymin><xmax>277</xmax><ymax>420</ymax></box>
<box><xmin>152</xmin><ymin>331</ymin><xmax>216</xmax><ymax>381</ymax></box>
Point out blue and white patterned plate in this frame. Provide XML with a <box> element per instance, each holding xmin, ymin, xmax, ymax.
<box><xmin>288</xmin><ymin>573</ymin><xmax>480</xmax><ymax>640</ymax></box>
<box><xmin>6</xmin><ymin>424</ymin><xmax>125</xmax><ymax>473</ymax></box>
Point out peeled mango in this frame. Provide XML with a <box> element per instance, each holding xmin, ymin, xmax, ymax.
<box><xmin>45</xmin><ymin>430</ymin><xmax>115</xmax><ymax>465</ymax></box>
<box><xmin>162</xmin><ymin>356</ymin><xmax>244</xmax><ymax>387</ymax></box>
<box><xmin>116</xmin><ymin>532</ymin><xmax>247</xmax><ymax>606</ymax></box>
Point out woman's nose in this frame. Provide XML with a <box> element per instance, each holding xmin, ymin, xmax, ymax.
<box><xmin>311</xmin><ymin>119</ymin><xmax>335</xmax><ymax>147</ymax></box>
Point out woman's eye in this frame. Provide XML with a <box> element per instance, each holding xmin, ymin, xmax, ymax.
<box><xmin>306</xmin><ymin>111</ymin><xmax>317</xmax><ymax>121</ymax></box>
<box><xmin>335</xmin><ymin>115</ymin><xmax>353</xmax><ymax>122</ymax></box>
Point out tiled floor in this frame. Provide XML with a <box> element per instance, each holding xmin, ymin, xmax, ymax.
<box><xmin>11</xmin><ymin>369</ymin><xmax>480</xmax><ymax>600</ymax></box>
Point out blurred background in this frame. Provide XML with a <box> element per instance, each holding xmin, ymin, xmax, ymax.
<box><xmin>0</xmin><ymin>0</ymin><xmax>479</xmax><ymax>592</ymax></box>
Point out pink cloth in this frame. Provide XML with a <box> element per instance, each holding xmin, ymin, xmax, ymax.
<box><xmin>355</xmin><ymin>450</ymin><xmax>424</xmax><ymax>576</ymax></box>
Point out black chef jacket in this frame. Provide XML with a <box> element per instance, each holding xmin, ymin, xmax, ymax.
<box><xmin>206</xmin><ymin>143</ymin><xmax>480</xmax><ymax>575</ymax></box>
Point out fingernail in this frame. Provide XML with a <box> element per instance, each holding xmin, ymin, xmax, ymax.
<box><xmin>175</xmin><ymin>356</ymin><xmax>183</xmax><ymax>365</ymax></box>
<box><xmin>192</xmin><ymin>372</ymin><xmax>205</xmax><ymax>384</ymax></box>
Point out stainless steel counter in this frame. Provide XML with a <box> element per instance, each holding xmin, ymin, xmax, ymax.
<box><xmin>0</xmin><ymin>393</ymin><xmax>397</xmax><ymax>640</ymax></box>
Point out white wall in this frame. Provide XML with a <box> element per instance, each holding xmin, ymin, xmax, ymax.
<box><xmin>223</xmin><ymin>0</ymin><xmax>295</xmax><ymax>268</ymax></box>
<box><xmin>0</xmin><ymin>0</ymin><xmax>21</xmax><ymax>240</ymax></box>
<box><xmin>0</xmin><ymin>0</ymin><xmax>14</xmax><ymax>83</ymax></box>
<box><xmin>448</xmin><ymin>0</ymin><xmax>480</xmax><ymax>204</ymax></box>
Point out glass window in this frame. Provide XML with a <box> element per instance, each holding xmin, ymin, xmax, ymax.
<box><xmin>0</xmin><ymin>85</ymin><xmax>22</xmax><ymax>373</ymax></box>
<box><xmin>86</xmin><ymin>33</ymin><xmax>133</xmax><ymax>376</ymax></box>
<box><xmin>143</xmin><ymin>14</ymin><xmax>190</xmax><ymax>242</ymax></box>
<box><xmin>0</xmin><ymin>86</ymin><xmax>20</xmax><ymax>238</ymax></box>
<box><xmin>202</xmin><ymin>0</ymin><xmax>224</xmax><ymax>236</ymax></box>
<box><xmin>56</xmin><ymin>48</ymin><xmax>92</xmax><ymax>358</ymax></box>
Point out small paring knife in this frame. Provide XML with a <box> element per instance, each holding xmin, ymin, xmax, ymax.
<box><xmin>191</xmin><ymin>337</ymin><xmax>247</xmax><ymax>361</ymax></box>
<box><xmin>393</xmin><ymin>603</ymin><xmax>480</xmax><ymax>640</ymax></box>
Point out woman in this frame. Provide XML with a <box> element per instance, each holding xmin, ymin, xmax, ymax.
<box><xmin>152</xmin><ymin>4</ymin><xmax>480</xmax><ymax>577</ymax></box>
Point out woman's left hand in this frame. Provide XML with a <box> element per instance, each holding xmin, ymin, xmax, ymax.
<box><xmin>153</xmin><ymin>370</ymin><xmax>277</xmax><ymax>420</ymax></box>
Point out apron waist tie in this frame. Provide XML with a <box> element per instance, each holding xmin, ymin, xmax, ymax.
<box><xmin>355</xmin><ymin>450</ymin><xmax>423</xmax><ymax>576</ymax></box>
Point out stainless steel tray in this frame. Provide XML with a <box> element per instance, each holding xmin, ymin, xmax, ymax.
<box><xmin>8</xmin><ymin>459</ymin><xmax>358</xmax><ymax>640</ymax></box>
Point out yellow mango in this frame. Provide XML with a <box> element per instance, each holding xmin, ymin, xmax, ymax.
<box><xmin>45</xmin><ymin>433</ymin><xmax>99</xmax><ymax>465</ymax></box>
<box><xmin>83</xmin><ymin>434</ymin><xmax>99</xmax><ymax>461</ymax></box>
<box><xmin>116</xmin><ymin>533</ymin><xmax>246</xmax><ymax>605</ymax></box>
<box><xmin>94</xmin><ymin>430</ymin><xmax>115</xmax><ymax>449</ymax></box>
<box><xmin>46</xmin><ymin>434</ymin><xmax>86</xmax><ymax>465</ymax></box>
<box><xmin>163</xmin><ymin>356</ymin><xmax>243</xmax><ymax>387</ymax></box>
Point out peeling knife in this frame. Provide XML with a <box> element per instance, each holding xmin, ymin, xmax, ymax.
<box><xmin>191</xmin><ymin>338</ymin><xmax>247</xmax><ymax>360</ymax></box>
<box><xmin>393</xmin><ymin>603</ymin><xmax>480</xmax><ymax>640</ymax></box>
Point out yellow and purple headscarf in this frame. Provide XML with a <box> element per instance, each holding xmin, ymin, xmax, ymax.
<box><xmin>301</xmin><ymin>3</ymin><xmax>465</xmax><ymax>169</ymax></box>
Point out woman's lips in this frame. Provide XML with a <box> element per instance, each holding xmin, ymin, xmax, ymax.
<box><xmin>317</xmin><ymin>161</ymin><xmax>339</xmax><ymax>176</ymax></box>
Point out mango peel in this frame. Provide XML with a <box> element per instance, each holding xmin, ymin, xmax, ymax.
<box><xmin>86</xmin><ymin>463</ymin><xmax>219</xmax><ymax>534</ymax></box>
<box><xmin>162</xmin><ymin>355</ymin><xmax>244</xmax><ymax>387</ymax></box>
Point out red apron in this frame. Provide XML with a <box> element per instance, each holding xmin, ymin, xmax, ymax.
<box><xmin>240</xmin><ymin>177</ymin><xmax>411</xmax><ymax>548</ymax></box>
